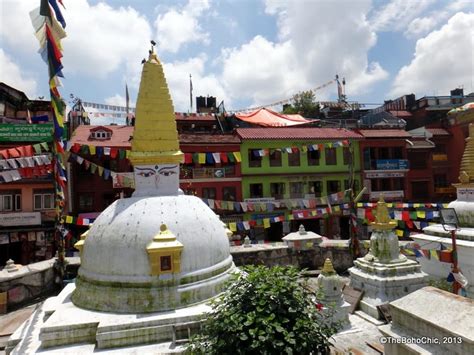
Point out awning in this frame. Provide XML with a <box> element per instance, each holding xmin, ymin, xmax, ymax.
<box><xmin>234</xmin><ymin>108</ymin><xmax>312</xmax><ymax>127</ymax></box>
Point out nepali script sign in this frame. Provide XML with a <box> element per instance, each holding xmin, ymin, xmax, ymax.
<box><xmin>0</xmin><ymin>212</ymin><xmax>41</xmax><ymax>227</ymax></box>
<box><xmin>0</xmin><ymin>124</ymin><xmax>54</xmax><ymax>142</ymax></box>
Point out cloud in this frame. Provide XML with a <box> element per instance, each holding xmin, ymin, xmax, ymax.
<box><xmin>154</xmin><ymin>0</ymin><xmax>210</xmax><ymax>54</ymax></box>
<box><xmin>390</xmin><ymin>12</ymin><xmax>474</xmax><ymax>98</ymax></box>
<box><xmin>405</xmin><ymin>0</ymin><xmax>472</xmax><ymax>38</ymax></box>
<box><xmin>0</xmin><ymin>49</ymin><xmax>38</xmax><ymax>97</ymax></box>
<box><xmin>220</xmin><ymin>0</ymin><xmax>388</xmax><ymax>109</ymax></box>
<box><xmin>0</xmin><ymin>0</ymin><xmax>151</xmax><ymax>85</ymax></box>
<box><xmin>369</xmin><ymin>0</ymin><xmax>435</xmax><ymax>32</ymax></box>
<box><xmin>105</xmin><ymin>94</ymin><xmax>127</xmax><ymax>107</ymax></box>
<box><xmin>163</xmin><ymin>54</ymin><xmax>229</xmax><ymax>112</ymax></box>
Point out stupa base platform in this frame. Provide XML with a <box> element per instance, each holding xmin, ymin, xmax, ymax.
<box><xmin>7</xmin><ymin>283</ymin><xmax>210</xmax><ymax>354</ymax></box>
<box><xmin>349</xmin><ymin>258</ymin><xmax>427</xmax><ymax>319</ymax></box>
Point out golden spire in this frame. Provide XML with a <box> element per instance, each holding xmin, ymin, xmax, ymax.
<box><xmin>457</xmin><ymin>123</ymin><xmax>474</xmax><ymax>186</ymax></box>
<box><xmin>321</xmin><ymin>258</ymin><xmax>336</xmax><ymax>276</ymax></box>
<box><xmin>129</xmin><ymin>46</ymin><xmax>183</xmax><ymax>166</ymax></box>
<box><xmin>371</xmin><ymin>194</ymin><xmax>397</xmax><ymax>230</ymax></box>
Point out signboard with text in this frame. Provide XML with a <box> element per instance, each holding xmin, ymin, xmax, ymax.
<box><xmin>0</xmin><ymin>124</ymin><xmax>54</xmax><ymax>142</ymax></box>
<box><xmin>366</xmin><ymin>172</ymin><xmax>405</xmax><ymax>178</ymax></box>
<box><xmin>0</xmin><ymin>212</ymin><xmax>41</xmax><ymax>227</ymax></box>
<box><xmin>375</xmin><ymin>159</ymin><xmax>409</xmax><ymax>170</ymax></box>
<box><xmin>369</xmin><ymin>190</ymin><xmax>404</xmax><ymax>200</ymax></box>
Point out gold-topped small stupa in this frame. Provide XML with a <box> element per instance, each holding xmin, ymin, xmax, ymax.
<box><xmin>129</xmin><ymin>44</ymin><xmax>183</xmax><ymax>166</ymax></box>
<box><xmin>321</xmin><ymin>258</ymin><xmax>336</xmax><ymax>276</ymax></box>
<box><xmin>456</xmin><ymin>123</ymin><xmax>474</xmax><ymax>186</ymax></box>
<box><xmin>370</xmin><ymin>194</ymin><xmax>397</xmax><ymax>230</ymax></box>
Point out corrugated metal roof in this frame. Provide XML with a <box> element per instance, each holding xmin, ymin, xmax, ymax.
<box><xmin>179</xmin><ymin>134</ymin><xmax>240</xmax><ymax>144</ymax></box>
<box><xmin>236</xmin><ymin>127</ymin><xmax>363</xmax><ymax>140</ymax></box>
<box><xmin>426</xmin><ymin>128</ymin><xmax>450</xmax><ymax>136</ymax></box>
<box><xmin>357</xmin><ymin>129</ymin><xmax>411</xmax><ymax>138</ymax></box>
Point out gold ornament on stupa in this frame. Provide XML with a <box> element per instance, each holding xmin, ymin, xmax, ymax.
<box><xmin>456</xmin><ymin>123</ymin><xmax>474</xmax><ymax>186</ymax></box>
<box><xmin>129</xmin><ymin>45</ymin><xmax>183</xmax><ymax>166</ymax></box>
<box><xmin>370</xmin><ymin>194</ymin><xmax>397</xmax><ymax>230</ymax></box>
<box><xmin>321</xmin><ymin>258</ymin><xmax>336</xmax><ymax>276</ymax></box>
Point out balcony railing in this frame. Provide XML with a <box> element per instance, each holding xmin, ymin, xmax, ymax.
<box><xmin>180</xmin><ymin>166</ymin><xmax>236</xmax><ymax>179</ymax></box>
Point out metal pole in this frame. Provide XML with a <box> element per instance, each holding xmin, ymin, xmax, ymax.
<box><xmin>450</xmin><ymin>229</ymin><xmax>460</xmax><ymax>294</ymax></box>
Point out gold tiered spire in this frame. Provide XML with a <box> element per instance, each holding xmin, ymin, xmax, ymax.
<box><xmin>129</xmin><ymin>46</ymin><xmax>183</xmax><ymax>165</ymax></box>
<box><xmin>321</xmin><ymin>258</ymin><xmax>336</xmax><ymax>276</ymax></box>
<box><xmin>371</xmin><ymin>194</ymin><xmax>397</xmax><ymax>230</ymax></box>
<box><xmin>457</xmin><ymin>123</ymin><xmax>474</xmax><ymax>186</ymax></box>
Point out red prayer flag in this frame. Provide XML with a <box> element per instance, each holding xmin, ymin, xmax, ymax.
<box><xmin>25</xmin><ymin>145</ymin><xmax>33</xmax><ymax>157</ymax></box>
<box><xmin>0</xmin><ymin>150</ymin><xmax>9</xmax><ymax>159</ymax></box>
<box><xmin>220</xmin><ymin>152</ymin><xmax>228</xmax><ymax>163</ymax></box>
<box><xmin>7</xmin><ymin>148</ymin><xmax>20</xmax><ymax>158</ymax></box>
<box><xmin>402</xmin><ymin>211</ymin><xmax>410</xmax><ymax>221</ymax></box>
<box><xmin>110</xmin><ymin>148</ymin><xmax>118</xmax><ymax>158</ymax></box>
<box><xmin>184</xmin><ymin>153</ymin><xmax>193</xmax><ymax>164</ymax></box>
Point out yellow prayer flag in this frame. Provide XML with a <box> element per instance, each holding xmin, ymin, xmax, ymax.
<box><xmin>233</xmin><ymin>152</ymin><xmax>242</xmax><ymax>162</ymax></box>
<box><xmin>333</xmin><ymin>206</ymin><xmax>340</xmax><ymax>212</ymax></box>
<box><xmin>414</xmin><ymin>203</ymin><xmax>421</xmax><ymax>208</ymax></box>
<box><xmin>357</xmin><ymin>203</ymin><xmax>363</xmax><ymax>208</ymax></box>
<box><xmin>229</xmin><ymin>222</ymin><xmax>237</xmax><ymax>232</ymax></box>
<box><xmin>430</xmin><ymin>249</ymin><xmax>438</xmax><ymax>260</ymax></box>
<box><xmin>98</xmin><ymin>166</ymin><xmax>104</xmax><ymax>176</ymax></box>
<box><xmin>396</xmin><ymin>229</ymin><xmax>404</xmax><ymax>237</ymax></box>
<box><xmin>311</xmin><ymin>210</ymin><xmax>317</xmax><ymax>216</ymax></box>
<box><xmin>417</xmin><ymin>211</ymin><xmax>426</xmax><ymax>219</ymax></box>
<box><xmin>65</xmin><ymin>216</ymin><xmax>73</xmax><ymax>224</ymax></box>
<box><xmin>263</xmin><ymin>218</ymin><xmax>271</xmax><ymax>229</ymax></box>
<box><xmin>305</xmin><ymin>242</ymin><xmax>313</xmax><ymax>248</ymax></box>
<box><xmin>289</xmin><ymin>215</ymin><xmax>294</xmax><ymax>220</ymax></box>
<box><xmin>89</xmin><ymin>145</ymin><xmax>96</xmax><ymax>155</ymax></box>
<box><xmin>198</xmin><ymin>153</ymin><xmax>206</xmax><ymax>164</ymax></box>
<box><xmin>126</xmin><ymin>150</ymin><xmax>131</xmax><ymax>158</ymax></box>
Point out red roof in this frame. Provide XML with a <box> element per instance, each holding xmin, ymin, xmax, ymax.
<box><xmin>236</xmin><ymin>127</ymin><xmax>362</xmax><ymax>140</ymax></box>
<box><xmin>426</xmin><ymin>128</ymin><xmax>450</xmax><ymax>136</ymax></box>
<box><xmin>389</xmin><ymin>110</ymin><xmax>412</xmax><ymax>118</ymax></box>
<box><xmin>234</xmin><ymin>108</ymin><xmax>312</xmax><ymax>127</ymax></box>
<box><xmin>70</xmin><ymin>126</ymin><xmax>240</xmax><ymax>147</ymax></box>
<box><xmin>179</xmin><ymin>134</ymin><xmax>240</xmax><ymax>144</ymax></box>
<box><xmin>357</xmin><ymin>129</ymin><xmax>411</xmax><ymax>138</ymax></box>
<box><xmin>70</xmin><ymin>125</ymin><xmax>133</xmax><ymax>148</ymax></box>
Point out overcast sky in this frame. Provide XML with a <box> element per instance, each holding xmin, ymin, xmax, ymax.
<box><xmin>1</xmin><ymin>0</ymin><xmax>473</xmax><ymax>123</ymax></box>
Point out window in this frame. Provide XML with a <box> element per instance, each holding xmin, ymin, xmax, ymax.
<box><xmin>393</xmin><ymin>147</ymin><xmax>403</xmax><ymax>159</ymax></box>
<box><xmin>183</xmin><ymin>188</ymin><xmax>196</xmax><ymax>196</ymax></box>
<box><xmin>393</xmin><ymin>178</ymin><xmax>405</xmax><ymax>190</ymax></box>
<box><xmin>408</xmin><ymin>152</ymin><xmax>427</xmax><ymax>169</ymax></box>
<box><xmin>434</xmin><ymin>174</ymin><xmax>448</xmax><ymax>188</ymax></box>
<box><xmin>288</xmin><ymin>150</ymin><xmax>300</xmax><ymax>166</ymax></box>
<box><xmin>309</xmin><ymin>181</ymin><xmax>322</xmax><ymax>197</ymax></box>
<box><xmin>327</xmin><ymin>180</ymin><xmax>341</xmax><ymax>194</ymax></box>
<box><xmin>202</xmin><ymin>187</ymin><xmax>217</xmax><ymax>199</ymax></box>
<box><xmin>307</xmin><ymin>150</ymin><xmax>320</xmax><ymax>166</ymax></box>
<box><xmin>270</xmin><ymin>183</ymin><xmax>285</xmax><ymax>199</ymax></box>
<box><xmin>325</xmin><ymin>148</ymin><xmax>337</xmax><ymax>165</ymax></box>
<box><xmin>0</xmin><ymin>190</ymin><xmax>21</xmax><ymax>211</ymax></box>
<box><xmin>343</xmin><ymin>147</ymin><xmax>351</xmax><ymax>165</ymax></box>
<box><xmin>33</xmin><ymin>190</ymin><xmax>54</xmax><ymax>210</ymax></box>
<box><xmin>78</xmin><ymin>193</ymin><xmax>94</xmax><ymax>212</ymax></box>
<box><xmin>160</xmin><ymin>256</ymin><xmax>172</xmax><ymax>271</ymax></box>
<box><xmin>249</xmin><ymin>149</ymin><xmax>262</xmax><ymax>167</ymax></box>
<box><xmin>222</xmin><ymin>186</ymin><xmax>237</xmax><ymax>201</ymax></box>
<box><xmin>289</xmin><ymin>182</ymin><xmax>304</xmax><ymax>198</ymax></box>
<box><xmin>269</xmin><ymin>149</ymin><xmax>282</xmax><ymax>167</ymax></box>
<box><xmin>249</xmin><ymin>183</ymin><xmax>263</xmax><ymax>198</ymax></box>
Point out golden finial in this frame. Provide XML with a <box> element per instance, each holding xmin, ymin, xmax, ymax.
<box><xmin>371</xmin><ymin>194</ymin><xmax>397</xmax><ymax>230</ymax></box>
<box><xmin>456</xmin><ymin>123</ymin><xmax>474</xmax><ymax>186</ymax></box>
<box><xmin>321</xmin><ymin>258</ymin><xmax>336</xmax><ymax>276</ymax></box>
<box><xmin>129</xmin><ymin>45</ymin><xmax>183</xmax><ymax>166</ymax></box>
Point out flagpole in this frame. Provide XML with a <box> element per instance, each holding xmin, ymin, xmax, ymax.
<box><xmin>450</xmin><ymin>229</ymin><xmax>460</xmax><ymax>294</ymax></box>
<box><xmin>189</xmin><ymin>74</ymin><xmax>193</xmax><ymax>113</ymax></box>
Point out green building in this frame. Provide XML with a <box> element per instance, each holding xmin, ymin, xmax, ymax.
<box><xmin>236</xmin><ymin>127</ymin><xmax>363</xmax><ymax>241</ymax></box>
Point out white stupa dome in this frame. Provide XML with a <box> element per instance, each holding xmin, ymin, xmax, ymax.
<box><xmin>72</xmin><ymin>194</ymin><xmax>235</xmax><ymax>313</ymax></box>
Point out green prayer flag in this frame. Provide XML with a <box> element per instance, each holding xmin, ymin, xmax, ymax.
<box><xmin>40</xmin><ymin>142</ymin><xmax>49</xmax><ymax>151</ymax></box>
<box><xmin>33</xmin><ymin>144</ymin><xmax>42</xmax><ymax>154</ymax></box>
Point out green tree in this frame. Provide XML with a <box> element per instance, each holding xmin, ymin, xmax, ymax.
<box><xmin>282</xmin><ymin>90</ymin><xmax>320</xmax><ymax>118</ymax></box>
<box><xmin>187</xmin><ymin>266</ymin><xmax>340</xmax><ymax>355</ymax></box>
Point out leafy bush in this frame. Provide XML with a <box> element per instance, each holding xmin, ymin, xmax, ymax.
<box><xmin>187</xmin><ymin>265</ymin><xmax>340</xmax><ymax>355</ymax></box>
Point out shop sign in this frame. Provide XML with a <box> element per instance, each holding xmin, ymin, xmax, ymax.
<box><xmin>369</xmin><ymin>190</ymin><xmax>404</xmax><ymax>200</ymax></box>
<box><xmin>244</xmin><ymin>197</ymin><xmax>275</xmax><ymax>203</ymax></box>
<box><xmin>375</xmin><ymin>159</ymin><xmax>409</xmax><ymax>170</ymax></box>
<box><xmin>366</xmin><ymin>172</ymin><xmax>405</xmax><ymax>178</ymax></box>
<box><xmin>0</xmin><ymin>212</ymin><xmax>41</xmax><ymax>226</ymax></box>
<box><xmin>0</xmin><ymin>124</ymin><xmax>54</xmax><ymax>142</ymax></box>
